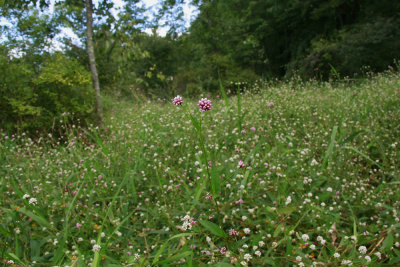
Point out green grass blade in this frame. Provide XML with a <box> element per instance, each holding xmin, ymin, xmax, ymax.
<box><xmin>342</xmin><ymin>145</ymin><xmax>383</xmax><ymax>169</ymax></box>
<box><xmin>218</xmin><ymin>72</ymin><xmax>229</xmax><ymax>107</ymax></box>
<box><xmin>156</xmin><ymin>251</ymin><xmax>193</xmax><ymax>265</ymax></box>
<box><xmin>322</xmin><ymin>126</ymin><xmax>338</xmax><ymax>169</ymax></box>
<box><xmin>17</xmin><ymin>207</ymin><xmax>51</xmax><ymax>229</ymax></box>
<box><xmin>199</xmin><ymin>220</ymin><xmax>227</xmax><ymax>238</ymax></box>
<box><xmin>152</xmin><ymin>233</ymin><xmax>193</xmax><ymax>264</ymax></box>
<box><xmin>211</xmin><ymin>164</ymin><xmax>220</xmax><ymax>196</ymax></box>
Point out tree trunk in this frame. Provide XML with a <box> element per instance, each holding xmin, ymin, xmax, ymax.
<box><xmin>85</xmin><ymin>0</ymin><xmax>103</xmax><ymax>125</ymax></box>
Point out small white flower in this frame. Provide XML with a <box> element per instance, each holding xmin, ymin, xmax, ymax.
<box><xmin>334</xmin><ymin>252</ymin><xmax>340</xmax><ymax>258</ymax></box>
<box><xmin>358</xmin><ymin>246</ymin><xmax>367</xmax><ymax>254</ymax></box>
<box><xmin>258</xmin><ymin>241</ymin><xmax>265</xmax><ymax>247</ymax></box>
<box><xmin>365</xmin><ymin>256</ymin><xmax>371</xmax><ymax>262</ymax></box>
<box><xmin>255</xmin><ymin>250</ymin><xmax>261</xmax><ymax>257</ymax></box>
<box><xmin>296</xmin><ymin>256</ymin><xmax>302</xmax><ymax>262</ymax></box>
<box><xmin>206</xmin><ymin>236</ymin><xmax>212</xmax><ymax>243</ymax></box>
<box><xmin>92</xmin><ymin>244</ymin><xmax>101</xmax><ymax>252</ymax></box>
<box><xmin>22</xmin><ymin>194</ymin><xmax>30</xmax><ymax>199</ymax></box>
<box><xmin>240</xmin><ymin>261</ymin><xmax>247</xmax><ymax>266</ymax></box>
<box><xmin>182</xmin><ymin>221</ymin><xmax>192</xmax><ymax>231</ymax></box>
<box><xmin>341</xmin><ymin>259</ymin><xmax>353</xmax><ymax>266</ymax></box>
<box><xmin>374</xmin><ymin>252</ymin><xmax>381</xmax><ymax>259</ymax></box>
<box><xmin>182</xmin><ymin>215</ymin><xmax>191</xmax><ymax>221</ymax></box>
<box><xmin>301</xmin><ymin>234</ymin><xmax>309</xmax><ymax>241</ymax></box>
<box><xmin>244</xmin><ymin>228</ymin><xmax>251</xmax><ymax>234</ymax></box>
<box><xmin>28</xmin><ymin>198</ymin><xmax>37</xmax><ymax>205</ymax></box>
<box><xmin>310</xmin><ymin>244</ymin><xmax>316</xmax><ymax>250</ymax></box>
<box><xmin>285</xmin><ymin>196</ymin><xmax>292</xmax><ymax>205</ymax></box>
<box><xmin>244</xmin><ymin>253</ymin><xmax>252</xmax><ymax>261</ymax></box>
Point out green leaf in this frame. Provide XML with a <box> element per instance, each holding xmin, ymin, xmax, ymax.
<box><xmin>152</xmin><ymin>233</ymin><xmax>193</xmax><ymax>264</ymax></box>
<box><xmin>342</xmin><ymin>145</ymin><xmax>383</xmax><ymax>169</ymax></box>
<box><xmin>189</xmin><ymin>113</ymin><xmax>201</xmax><ymax>132</ymax></box>
<box><xmin>237</xmin><ymin>84</ymin><xmax>242</xmax><ymax>132</ymax></box>
<box><xmin>18</xmin><ymin>207</ymin><xmax>51</xmax><ymax>229</ymax></box>
<box><xmin>3</xmin><ymin>252</ymin><xmax>26</xmax><ymax>265</ymax></box>
<box><xmin>211</xmin><ymin>165</ymin><xmax>220</xmax><ymax>196</ymax></box>
<box><xmin>0</xmin><ymin>224</ymin><xmax>10</xmax><ymax>237</ymax></box>
<box><xmin>218</xmin><ymin>74</ymin><xmax>229</xmax><ymax>107</ymax></box>
<box><xmin>156</xmin><ymin>251</ymin><xmax>193</xmax><ymax>265</ymax></box>
<box><xmin>30</xmin><ymin>240</ymin><xmax>41</xmax><ymax>260</ymax></box>
<box><xmin>212</xmin><ymin>263</ymin><xmax>234</xmax><ymax>267</ymax></box>
<box><xmin>153</xmin><ymin>241</ymin><xmax>168</xmax><ymax>264</ymax></box>
<box><xmin>381</xmin><ymin>232</ymin><xmax>394</xmax><ymax>252</ymax></box>
<box><xmin>389</xmin><ymin>257</ymin><xmax>400</xmax><ymax>265</ymax></box>
<box><xmin>339</xmin><ymin>130</ymin><xmax>364</xmax><ymax>146</ymax></box>
<box><xmin>199</xmin><ymin>220</ymin><xmax>227</xmax><ymax>238</ymax></box>
<box><xmin>52</xmin><ymin>183</ymin><xmax>83</xmax><ymax>265</ymax></box>
<box><xmin>322</xmin><ymin>126</ymin><xmax>338</xmax><ymax>169</ymax></box>
<box><xmin>273</xmin><ymin>225</ymin><xmax>282</xmax><ymax>238</ymax></box>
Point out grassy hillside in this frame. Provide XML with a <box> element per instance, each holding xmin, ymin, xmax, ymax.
<box><xmin>1</xmin><ymin>72</ymin><xmax>400</xmax><ymax>266</ymax></box>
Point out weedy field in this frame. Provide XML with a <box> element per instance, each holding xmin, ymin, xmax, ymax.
<box><xmin>1</xmin><ymin>72</ymin><xmax>400</xmax><ymax>267</ymax></box>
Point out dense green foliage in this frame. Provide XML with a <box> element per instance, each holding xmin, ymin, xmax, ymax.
<box><xmin>0</xmin><ymin>46</ymin><xmax>94</xmax><ymax>132</ymax></box>
<box><xmin>174</xmin><ymin>0</ymin><xmax>400</xmax><ymax>88</ymax></box>
<box><xmin>1</xmin><ymin>72</ymin><xmax>399</xmax><ymax>266</ymax></box>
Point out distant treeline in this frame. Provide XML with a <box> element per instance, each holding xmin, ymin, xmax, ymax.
<box><xmin>1</xmin><ymin>0</ymin><xmax>399</xmax><ymax>133</ymax></box>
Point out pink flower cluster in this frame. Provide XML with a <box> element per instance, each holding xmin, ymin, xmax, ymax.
<box><xmin>234</xmin><ymin>199</ymin><xmax>244</xmax><ymax>204</ymax></box>
<box><xmin>229</xmin><ymin>228</ymin><xmax>239</xmax><ymax>236</ymax></box>
<box><xmin>238</xmin><ymin>160</ymin><xmax>245</xmax><ymax>168</ymax></box>
<box><xmin>172</xmin><ymin>96</ymin><xmax>212</xmax><ymax>112</ymax></box>
<box><xmin>198</xmin><ymin>98</ymin><xmax>212</xmax><ymax>112</ymax></box>
<box><xmin>173</xmin><ymin>95</ymin><xmax>183</xmax><ymax>106</ymax></box>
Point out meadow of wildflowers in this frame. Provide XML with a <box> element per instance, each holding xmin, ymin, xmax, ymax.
<box><xmin>1</xmin><ymin>72</ymin><xmax>400</xmax><ymax>266</ymax></box>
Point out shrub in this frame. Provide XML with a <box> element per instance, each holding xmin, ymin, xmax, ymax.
<box><xmin>295</xmin><ymin>18</ymin><xmax>400</xmax><ymax>79</ymax></box>
<box><xmin>0</xmin><ymin>49</ymin><xmax>95</xmax><ymax>134</ymax></box>
<box><xmin>0</xmin><ymin>45</ymin><xmax>41</xmax><ymax>132</ymax></box>
<box><xmin>33</xmin><ymin>52</ymin><xmax>95</xmax><ymax>130</ymax></box>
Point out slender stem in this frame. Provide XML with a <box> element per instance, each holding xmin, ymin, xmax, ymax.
<box><xmin>182</xmin><ymin>104</ymin><xmax>222</xmax><ymax>223</ymax></box>
<box><xmin>198</xmin><ymin>115</ymin><xmax>211</xmax><ymax>183</ymax></box>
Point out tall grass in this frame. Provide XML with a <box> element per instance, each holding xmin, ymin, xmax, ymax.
<box><xmin>0</xmin><ymin>72</ymin><xmax>399</xmax><ymax>266</ymax></box>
